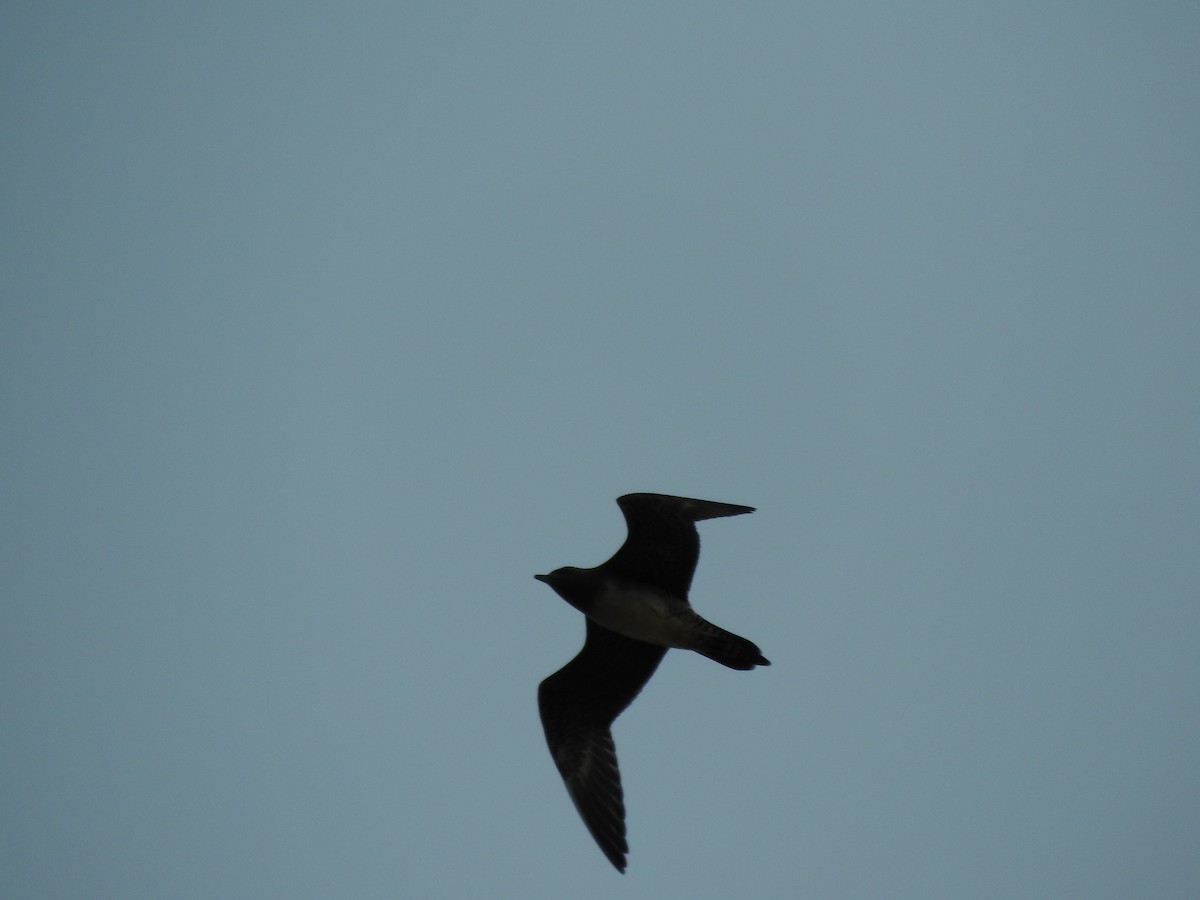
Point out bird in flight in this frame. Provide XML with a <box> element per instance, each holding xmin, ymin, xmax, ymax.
<box><xmin>534</xmin><ymin>493</ymin><xmax>769</xmax><ymax>872</ymax></box>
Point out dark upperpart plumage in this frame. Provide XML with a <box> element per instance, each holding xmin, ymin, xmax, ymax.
<box><xmin>534</xmin><ymin>493</ymin><xmax>769</xmax><ymax>872</ymax></box>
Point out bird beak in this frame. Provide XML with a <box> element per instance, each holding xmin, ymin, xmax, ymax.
<box><xmin>534</xmin><ymin>573</ymin><xmax>549</xmax><ymax>583</ymax></box>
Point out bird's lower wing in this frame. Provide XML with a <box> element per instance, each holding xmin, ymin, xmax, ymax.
<box><xmin>537</xmin><ymin>620</ymin><xmax>666</xmax><ymax>872</ymax></box>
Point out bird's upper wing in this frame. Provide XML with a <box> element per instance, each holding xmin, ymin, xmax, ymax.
<box><xmin>603</xmin><ymin>493</ymin><xmax>755</xmax><ymax>597</ymax></box>
<box><xmin>537</xmin><ymin>618</ymin><xmax>667</xmax><ymax>872</ymax></box>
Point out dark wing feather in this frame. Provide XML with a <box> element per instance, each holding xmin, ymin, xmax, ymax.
<box><xmin>604</xmin><ymin>493</ymin><xmax>755</xmax><ymax>597</ymax></box>
<box><xmin>537</xmin><ymin>619</ymin><xmax>666</xmax><ymax>872</ymax></box>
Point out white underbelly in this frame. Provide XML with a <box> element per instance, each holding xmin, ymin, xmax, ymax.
<box><xmin>589</xmin><ymin>581</ymin><xmax>696</xmax><ymax>648</ymax></box>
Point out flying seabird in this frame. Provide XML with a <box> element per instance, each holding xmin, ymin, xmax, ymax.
<box><xmin>534</xmin><ymin>493</ymin><xmax>769</xmax><ymax>872</ymax></box>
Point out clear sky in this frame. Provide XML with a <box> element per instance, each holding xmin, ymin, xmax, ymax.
<box><xmin>3</xmin><ymin>3</ymin><xmax>1198</xmax><ymax>898</ymax></box>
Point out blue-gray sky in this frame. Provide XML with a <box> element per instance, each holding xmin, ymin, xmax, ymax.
<box><xmin>3</xmin><ymin>4</ymin><xmax>1198</xmax><ymax>898</ymax></box>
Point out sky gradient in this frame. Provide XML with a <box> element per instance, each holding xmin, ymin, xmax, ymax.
<box><xmin>3</xmin><ymin>4</ymin><xmax>1198</xmax><ymax>898</ymax></box>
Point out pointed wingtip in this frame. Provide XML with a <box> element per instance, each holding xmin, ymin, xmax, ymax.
<box><xmin>617</xmin><ymin>493</ymin><xmax>755</xmax><ymax>521</ymax></box>
<box><xmin>601</xmin><ymin>844</ymin><xmax>628</xmax><ymax>872</ymax></box>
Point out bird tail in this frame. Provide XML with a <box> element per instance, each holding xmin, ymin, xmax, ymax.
<box><xmin>692</xmin><ymin>621</ymin><xmax>770</xmax><ymax>671</ymax></box>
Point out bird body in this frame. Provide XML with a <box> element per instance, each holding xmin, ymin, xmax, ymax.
<box><xmin>534</xmin><ymin>493</ymin><xmax>769</xmax><ymax>872</ymax></box>
<box><xmin>538</xmin><ymin>571</ymin><xmax>695</xmax><ymax>646</ymax></box>
<box><xmin>536</xmin><ymin>570</ymin><xmax>768</xmax><ymax>670</ymax></box>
